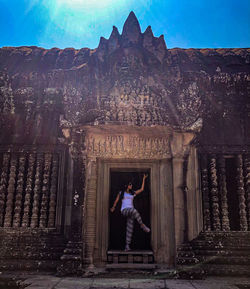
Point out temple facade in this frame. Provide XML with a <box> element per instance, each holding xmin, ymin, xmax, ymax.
<box><xmin>0</xmin><ymin>12</ymin><xmax>249</xmax><ymax>276</ymax></box>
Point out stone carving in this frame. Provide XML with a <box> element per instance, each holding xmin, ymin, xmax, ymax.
<box><xmin>39</xmin><ymin>153</ymin><xmax>52</xmax><ymax>228</ymax></box>
<box><xmin>218</xmin><ymin>156</ymin><xmax>230</xmax><ymax>231</ymax></box>
<box><xmin>209</xmin><ymin>155</ymin><xmax>221</xmax><ymax>231</ymax></box>
<box><xmin>4</xmin><ymin>154</ymin><xmax>18</xmax><ymax>227</ymax></box>
<box><xmin>236</xmin><ymin>154</ymin><xmax>247</xmax><ymax>231</ymax></box>
<box><xmin>31</xmin><ymin>153</ymin><xmax>44</xmax><ymax>228</ymax></box>
<box><xmin>201</xmin><ymin>155</ymin><xmax>211</xmax><ymax>231</ymax></box>
<box><xmin>13</xmin><ymin>154</ymin><xmax>26</xmax><ymax>227</ymax></box>
<box><xmin>22</xmin><ymin>153</ymin><xmax>35</xmax><ymax>227</ymax></box>
<box><xmin>0</xmin><ymin>153</ymin><xmax>10</xmax><ymax>226</ymax></box>
<box><xmin>86</xmin><ymin>134</ymin><xmax>170</xmax><ymax>159</ymax></box>
<box><xmin>48</xmin><ymin>154</ymin><xmax>59</xmax><ymax>228</ymax></box>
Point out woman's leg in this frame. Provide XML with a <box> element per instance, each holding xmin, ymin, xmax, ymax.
<box><xmin>122</xmin><ymin>208</ymin><xmax>150</xmax><ymax>245</ymax></box>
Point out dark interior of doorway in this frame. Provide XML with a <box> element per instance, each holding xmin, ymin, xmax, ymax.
<box><xmin>109</xmin><ymin>170</ymin><xmax>151</xmax><ymax>251</ymax></box>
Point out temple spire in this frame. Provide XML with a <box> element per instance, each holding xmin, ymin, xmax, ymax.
<box><xmin>121</xmin><ymin>11</ymin><xmax>142</xmax><ymax>45</ymax></box>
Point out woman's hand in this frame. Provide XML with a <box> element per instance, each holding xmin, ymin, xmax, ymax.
<box><xmin>110</xmin><ymin>206</ymin><xmax>115</xmax><ymax>213</ymax></box>
<box><xmin>143</xmin><ymin>173</ymin><xmax>148</xmax><ymax>180</ymax></box>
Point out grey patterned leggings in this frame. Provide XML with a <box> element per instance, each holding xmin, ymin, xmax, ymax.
<box><xmin>121</xmin><ymin>208</ymin><xmax>143</xmax><ymax>248</ymax></box>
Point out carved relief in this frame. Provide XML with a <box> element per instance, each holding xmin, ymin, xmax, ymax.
<box><xmin>86</xmin><ymin>134</ymin><xmax>170</xmax><ymax>159</ymax></box>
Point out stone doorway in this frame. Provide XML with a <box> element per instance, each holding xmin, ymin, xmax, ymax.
<box><xmin>109</xmin><ymin>169</ymin><xmax>151</xmax><ymax>251</ymax></box>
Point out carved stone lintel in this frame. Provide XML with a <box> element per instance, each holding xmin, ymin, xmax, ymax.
<box><xmin>218</xmin><ymin>156</ymin><xmax>230</xmax><ymax>231</ymax></box>
<box><xmin>201</xmin><ymin>154</ymin><xmax>211</xmax><ymax>231</ymax></box>
<box><xmin>4</xmin><ymin>154</ymin><xmax>18</xmax><ymax>227</ymax></box>
<box><xmin>236</xmin><ymin>154</ymin><xmax>248</xmax><ymax>231</ymax></box>
<box><xmin>13</xmin><ymin>154</ymin><xmax>26</xmax><ymax>227</ymax></box>
<box><xmin>22</xmin><ymin>153</ymin><xmax>35</xmax><ymax>227</ymax></box>
<box><xmin>0</xmin><ymin>153</ymin><xmax>10</xmax><ymax>226</ymax></box>
<box><xmin>209</xmin><ymin>155</ymin><xmax>221</xmax><ymax>231</ymax></box>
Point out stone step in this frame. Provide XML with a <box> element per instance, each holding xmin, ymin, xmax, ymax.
<box><xmin>107</xmin><ymin>250</ymin><xmax>153</xmax><ymax>255</ymax></box>
<box><xmin>106</xmin><ymin>263</ymin><xmax>157</xmax><ymax>270</ymax></box>
<box><xmin>203</xmin><ymin>264</ymin><xmax>250</xmax><ymax>276</ymax></box>
<box><xmin>0</xmin><ymin>259</ymin><xmax>62</xmax><ymax>271</ymax></box>
<box><xmin>107</xmin><ymin>250</ymin><xmax>154</xmax><ymax>264</ymax></box>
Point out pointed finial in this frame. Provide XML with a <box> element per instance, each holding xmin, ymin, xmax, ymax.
<box><xmin>108</xmin><ymin>26</ymin><xmax>121</xmax><ymax>53</ymax></box>
<box><xmin>122</xmin><ymin>11</ymin><xmax>141</xmax><ymax>44</ymax></box>
<box><xmin>109</xmin><ymin>26</ymin><xmax>120</xmax><ymax>40</ymax></box>
<box><xmin>144</xmin><ymin>26</ymin><xmax>154</xmax><ymax>37</ymax></box>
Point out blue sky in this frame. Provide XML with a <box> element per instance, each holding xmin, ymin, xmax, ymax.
<box><xmin>0</xmin><ymin>0</ymin><xmax>249</xmax><ymax>49</ymax></box>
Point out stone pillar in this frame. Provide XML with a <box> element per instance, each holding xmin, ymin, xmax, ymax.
<box><xmin>201</xmin><ymin>154</ymin><xmax>211</xmax><ymax>231</ymax></box>
<box><xmin>218</xmin><ymin>155</ymin><xmax>230</xmax><ymax>231</ymax></box>
<box><xmin>209</xmin><ymin>154</ymin><xmax>221</xmax><ymax>231</ymax></box>
<box><xmin>0</xmin><ymin>153</ymin><xmax>10</xmax><ymax>226</ymax></box>
<box><xmin>83</xmin><ymin>158</ymin><xmax>97</xmax><ymax>268</ymax></box>
<box><xmin>170</xmin><ymin>132</ymin><xmax>196</xmax><ymax>246</ymax></box>
<box><xmin>172</xmin><ymin>156</ymin><xmax>186</xmax><ymax>245</ymax></box>
<box><xmin>236</xmin><ymin>154</ymin><xmax>247</xmax><ymax>231</ymax></box>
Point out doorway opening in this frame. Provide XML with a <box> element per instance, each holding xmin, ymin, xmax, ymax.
<box><xmin>109</xmin><ymin>169</ymin><xmax>151</xmax><ymax>251</ymax></box>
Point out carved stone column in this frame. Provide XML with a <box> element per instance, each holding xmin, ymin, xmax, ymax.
<box><xmin>201</xmin><ymin>154</ymin><xmax>211</xmax><ymax>231</ymax></box>
<box><xmin>4</xmin><ymin>153</ymin><xmax>18</xmax><ymax>227</ymax></box>
<box><xmin>13</xmin><ymin>154</ymin><xmax>26</xmax><ymax>227</ymax></box>
<box><xmin>218</xmin><ymin>155</ymin><xmax>230</xmax><ymax>231</ymax></box>
<box><xmin>30</xmin><ymin>153</ymin><xmax>44</xmax><ymax>228</ymax></box>
<box><xmin>0</xmin><ymin>153</ymin><xmax>10</xmax><ymax>226</ymax></box>
<box><xmin>39</xmin><ymin>153</ymin><xmax>52</xmax><ymax>228</ymax></box>
<box><xmin>48</xmin><ymin>154</ymin><xmax>59</xmax><ymax>228</ymax></box>
<box><xmin>236</xmin><ymin>154</ymin><xmax>247</xmax><ymax>231</ymax></box>
<box><xmin>209</xmin><ymin>154</ymin><xmax>221</xmax><ymax>231</ymax></box>
<box><xmin>244</xmin><ymin>154</ymin><xmax>250</xmax><ymax>231</ymax></box>
<box><xmin>22</xmin><ymin>153</ymin><xmax>35</xmax><ymax>227</ymax></box>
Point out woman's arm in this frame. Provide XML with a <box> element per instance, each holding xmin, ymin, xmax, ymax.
<box><xmin>135</xmin><ymin>174</ymin><xmax>148</xmax><ymax>195</ymax></box>
<box><xmin>110</xmin><ymin>193</ymin><xmax>120</xmax><ymax>212</ymax></box>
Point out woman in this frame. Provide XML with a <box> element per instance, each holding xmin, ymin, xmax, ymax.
<box><xmin>110</xmin><ymin>174</ymin><xmax>150</xmax><ymax>251</ymax></box>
